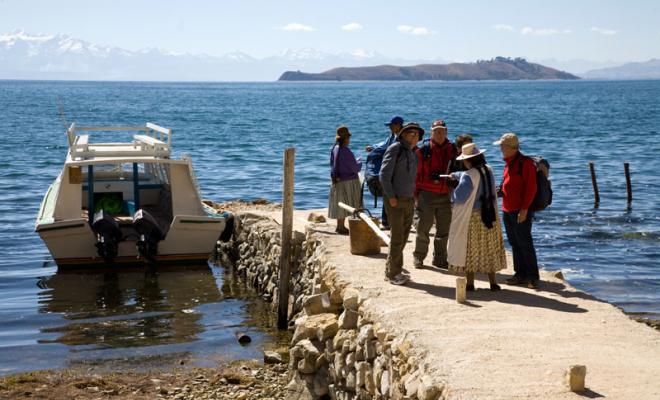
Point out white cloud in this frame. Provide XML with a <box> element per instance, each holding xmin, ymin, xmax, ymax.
<box><xmin>397</xmin><ymin>25</ymin><xmax>436</xmax><ymax>36</ymax></box>
<box><xmin>521</xmin><ymin>26</ymin><xmax>571</xmax><ymax>36</ymax></box>
<box><xmin>281</xmin><ymin>23</ymin><xmax>315</xmax><ymax>32</ymax></box>
<box><xmin>493</xmin><ymin>24</ymin><xmax>515</xmax><ymax>32</ymax></box>
<box><xmin>591</xmin><ymin>27</ymin><xmax>617</xmax><ymax>35</ymax></box>
<box><xmin>341</xmin><ymin>22</ymin><xmax>363</xmax><ymax>32</ymax></box>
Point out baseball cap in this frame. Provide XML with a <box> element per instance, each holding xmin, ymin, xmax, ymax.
<box><xmin>493</xmin><ymin>132</ymin><xmax>519</xmax><ymax>147</ymax></box>
<box><xmin>385</xmin><ymin>116</ymin><xmax>404</xmax><ymax>126</ymax></box>
<box><xmin>431</xmin><ymin>119</ymin><xmax>447</xmax><ymax>131</ymax></box>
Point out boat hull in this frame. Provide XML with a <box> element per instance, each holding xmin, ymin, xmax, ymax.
<box><xmin>37</xmin><ymin>215</ymin><xmax>228</xmax><ymax>269</ymax></box>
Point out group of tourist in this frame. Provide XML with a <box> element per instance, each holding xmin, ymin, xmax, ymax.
<box><xmin>328</xmin><ymin>117</ymin><xmax>539</xmax><ymax>290</ymax></box>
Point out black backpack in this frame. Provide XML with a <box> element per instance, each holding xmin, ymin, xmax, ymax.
<box><xmin>519</xmin><ymin>155</ymin><xmax>553</xmax><ymax>212</ymax></box>
<box><xmin>477</xmin><ymin>166</ymin><xmax>497</xmax><ymax>229</ymax></box>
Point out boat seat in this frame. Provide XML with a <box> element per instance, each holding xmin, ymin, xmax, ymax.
<box><xmin>75</xmin><ymin>134</ymin><xmax>89</xmax><ymax>145</ymax></box>
<box><xmin>134</xmin><ymin>134</ymin><xmax>166</xmax><ymax>146</ymax></box>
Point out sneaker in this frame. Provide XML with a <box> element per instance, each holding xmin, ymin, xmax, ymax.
<box><xmin>413</xmin><ymin>258</ymin><xmax>424</xmax><ymax>269</ymax></box>
<box><xmin>387</xmin><ymin>274</ymin><xmax>410</xmax><ymax>286</ymax></box>
<box><xmin>527</xmin><ymin>280</ymin><xmax>539</xmax><ymax>289</ymax></box>
<box><xmin>505</xmin><ymin>276</ymin><xmax>527</xmax><ymax>285</ymax></box>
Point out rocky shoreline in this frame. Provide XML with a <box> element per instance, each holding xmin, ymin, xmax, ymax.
<box><xmin>0</xmin><ymin>360</ymin><xmax>290</xmax><ymax>400</ymax></box>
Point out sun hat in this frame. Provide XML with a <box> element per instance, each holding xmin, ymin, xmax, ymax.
<box><xmin>456</xmin><ymin>143</ymin><xmax>486</xmax><ymax>160</ymax></box>
<box><xmin>385</xmin><ymin>116</ymin><xmax>404</xmax><ymax>126</ymax></box>
<box><xmin>493</xmin><ymin>132</ymin><xmax>519</xmax><ymax>147</ymax></box>
<box><xmin>335</xmin><ymin>125</ymin><xmax>351</xmax><ymax>141</ymax></box>
<box><xmin>431</xmin><ymin>119</ymin><xmax>447</xmax><ymax>131</ymax></box>
<box><xmin>399</xmin><ymin>122</ymin><xmax>425</xmax><ymax>141</ymax></box>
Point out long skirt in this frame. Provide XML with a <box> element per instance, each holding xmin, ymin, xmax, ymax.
<box><xmin>450</xmin><ymin>209</ymin><xmax>507</xmax><ymax>273</ymax></box>
<box><xmin>328</xmin><ymin>178</ymin><xmax>362</xmax><ymax>219</ymax></box>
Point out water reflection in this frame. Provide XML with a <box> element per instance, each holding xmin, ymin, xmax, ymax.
<box><xmin>37</xmin><ymin>265</ymin><xmax>220</xmax><ymax>349</ymax></box>
<box><xmin>0</xmin><ymin>263</ymin><xmax>284</xmax><ymax>374</ymax></box>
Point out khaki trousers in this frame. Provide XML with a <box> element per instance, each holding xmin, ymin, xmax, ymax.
<box><xmin>384</xmin><ymin>196</ymin><xmax>414</xmax><ymax>278</ymax></box>
<box><xmin>413</xmin><ymin>191</ymin><xmax>451</xmax><ymax>266</ymax></box>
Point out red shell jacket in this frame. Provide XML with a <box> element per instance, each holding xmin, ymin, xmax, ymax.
<box><xmin>414</xmin><ymin>139</ymin><xmax>456</xmax><ymax>196</ymax></box>
<box><xmin>502</xmin><ymin>152</ymin><xmax>537</xmax><ymax>212</ymax></box>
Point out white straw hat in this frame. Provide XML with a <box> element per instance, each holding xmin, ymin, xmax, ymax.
<box><xmin>456</xmin><ymin>143</ymin><xmax>486</xmax><ymax>160</ymax></box>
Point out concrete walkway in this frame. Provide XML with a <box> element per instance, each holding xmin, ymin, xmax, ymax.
<box><xmin>270</xmin><ymin>209</ymin><xmax>659</xmax><ymax>399</ymax></box>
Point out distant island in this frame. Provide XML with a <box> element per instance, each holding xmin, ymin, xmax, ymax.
<box><xmin>279</xmin><ymin>57</ymin><xmax>580</xmax><ymax>81</ymax></box>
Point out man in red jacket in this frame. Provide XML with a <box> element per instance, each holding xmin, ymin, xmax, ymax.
<box><xmin>413</xmin><ymin>119</ymin><xmax>457</xmax><ymax>269</ymax></box>
<box><xmin>494</xmin><ymin>133</ymin><xmax>539</xmax><ymax>289</ymax></box>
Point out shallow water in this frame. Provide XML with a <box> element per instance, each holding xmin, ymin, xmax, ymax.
<box><xmin>0</xmin><ymin>80</ymin><xmax>658</xmax><ymax>373</ymax></box>
<box><xmin>0</xmin><ymin>261</ymin><xmax>289</xmax><ymax>376</ymax></box>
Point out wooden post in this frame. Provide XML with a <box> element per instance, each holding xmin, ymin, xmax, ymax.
<box><xmin>566</xmin><ymin>365</ymin><xmax>587</xmax><ymax>392</ymax></box>
<box><xmin>624</xmin><ymin>162</ymin><xmax>632</xmax><ymax>207</ymax></box>
<box><xmin>277</xmin><ymin>148</ymin><xmax>295</xmax><ymax>330</ymax></box>
<box><xmin>456</xmin><ymin>277</ymin><xmax>467</xmax><ymax>303</ymax></box>
<box><xmin>589</xmin><ymin>162</ymin><xmax>600</xmax><ymax>208</ymax></box>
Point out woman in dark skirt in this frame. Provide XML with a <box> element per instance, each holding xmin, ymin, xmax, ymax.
<box><xmin>328</xmin><ymin>125</ymin><xmax>362</xmax><ymax>234</ymax></box>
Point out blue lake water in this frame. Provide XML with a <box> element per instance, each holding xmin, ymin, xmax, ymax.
<box><xmin>0</xmin><ymin>80</ymin><xmax>659</xmax><ymax>374</ymax></box>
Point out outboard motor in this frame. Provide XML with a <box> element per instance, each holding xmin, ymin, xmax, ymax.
<box><xmin>91</xmin><ymin>210</ymin><xmax>123</xmax><ymax>263</ymax></box>
<box><xmin>133</xmin><ymin>209</ymin><xmax>163</xmax><ymax>263</ymax></box>
<box><xmin>219</xmin><ymin>212</ymin><xmax>235</xmax><ymax>243</ymax></box>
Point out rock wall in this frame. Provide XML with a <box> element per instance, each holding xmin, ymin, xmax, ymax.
<box><xmin>219</xmin><ymin>212</ymin><xmax>444</xmax><ymax>400</ymax></box>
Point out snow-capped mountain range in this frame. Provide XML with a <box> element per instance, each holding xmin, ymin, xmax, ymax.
<box><xmin>1</xmin><ymin>30</ymin><xmax>650</xmax><ymax>81</ymax></box>
<box><xmin>0</xmin><ymin>30</ymin><xmax>446</xmax><ymax>81</ymax></box>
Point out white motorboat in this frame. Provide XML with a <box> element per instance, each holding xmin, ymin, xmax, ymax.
<box><xmin>35</xmin><ymin>123</ymin><xmax>232</xmax><ymax>268</ymax></box>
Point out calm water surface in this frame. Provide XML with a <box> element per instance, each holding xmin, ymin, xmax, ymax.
<box><xmin>0</xmin><ymin>80</ymin><xmax>659</xmax><ymax>374</ymax></box>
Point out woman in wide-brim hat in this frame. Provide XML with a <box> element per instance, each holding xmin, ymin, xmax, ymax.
<box><xmin>447</xmin><ymin>143</ymin><xmax>506</xmax><ymax>291</ymax></box>
<box><xmin>328</xmin><ymin>125</ymin><xmax>363</xmax><ymax>234</ymax></box>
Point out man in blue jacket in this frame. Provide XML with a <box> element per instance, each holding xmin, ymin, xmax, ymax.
<box><xmin>366</xmin><ymin>116</ymin><xmax>404</xmax><ymax>229</ymax></box>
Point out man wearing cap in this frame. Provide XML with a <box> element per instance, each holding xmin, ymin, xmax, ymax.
<box><xmin>412</xmin><ymin>119</ymin><xmax>457</xmax><ymax>269</ymax></box>
<box><xmin>494</xmin><ymin>132</ymin><xmax>539</xmax><ymax>289</ymax></box>
<box><xmin>379</xmin><ymin>122</ymin><xmax>424</xmax><ymax>285</ymax></box>
<box><xmin>366</xmin><ymin>116</ymin><xmax>404</xmax><ymax>229</ymax></box>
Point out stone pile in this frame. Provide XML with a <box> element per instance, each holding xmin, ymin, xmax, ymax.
<box><xmin>219</xmin><ymin>212</ymin><xmax>445</xmax><ymax>400</ymax></box>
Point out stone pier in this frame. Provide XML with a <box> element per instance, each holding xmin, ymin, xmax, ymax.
<box><xmin>218</xmin><ymin>206</ymin><xmax>660</xmax><ymax>400</ymax></box>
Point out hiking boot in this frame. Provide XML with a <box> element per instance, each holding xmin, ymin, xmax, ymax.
<box><xmin>387</xmin><ymin>273</ymin><xmax>410</xmax><ymax>286</ymax></box>
<box><xmin>413</xmin><ymin>258</ymin><xmax>424</xmax><ymax>269</ymax></box>
<box><xmin>527</xmin><ymin>279</ymin><xmax>540</xmax><ymax>289</ymax></box>
<box><xmin>432</xmin><ymin>260</ymin><xmax>449</xmax><ymax>270</ymax></box>
<box><xmin>505</xmin><ymin>276</ymin><xmax>527</xmax><ymax>285</ymax></box>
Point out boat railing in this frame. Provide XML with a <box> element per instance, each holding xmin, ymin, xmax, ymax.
<box><xmin>67</xmin><ymin>122</ymin><xmax>172</xmax><ymax>160</ymax></box>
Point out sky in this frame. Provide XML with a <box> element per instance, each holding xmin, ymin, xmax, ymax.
<box><xmin>1</xmin><ymin>0</ymin><xmax>659</xmax><ymax>62</ymax></box>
